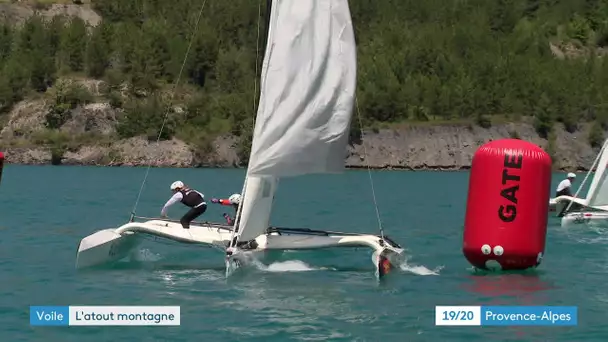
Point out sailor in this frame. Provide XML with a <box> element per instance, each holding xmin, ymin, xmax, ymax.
<box><xmin>555</xmin><ymin>172</ymin><xmax>576</xmax><ymax>197</ymax></box>
<box><xmin>211</xmin><ymin>193</ymin><xmax>241</xmax><ymax>224</ymax></box>
<box><xmin>161</xmin><ymin>181</ymin><xmax>207</xmax><ymax>229</ymax></box>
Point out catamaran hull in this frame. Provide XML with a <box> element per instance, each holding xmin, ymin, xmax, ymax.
<box><xmin>261</xmin><ymin>234</ymin><xmax>395</xmax><ymax>251</ymax></box>
<box><xmin>549</xmin><ymin>198</ymin><xmax>562</xmax><ymax>212</ymax></box>
<box><xmin>76</xmin><ymin>220</ymin><xmax>404</xmax><ymax>281</ymax></box>
<box><xmin>75</xmin><ymin>220</ymin><xmax>235</xmax><ymax>269</ymax></box>
<box><xmin>561</xmin><ymin>212</ymin><xmax>608</xmax><ymax>228</ymax></box>
<box><xmin>226</xmin><ymin>228</ymin><xmax>405</xmax><ymax>279</ymax></box>
<box><xmin>75</xmin><ymin>229</ymin><xmax>142</xmax><ymax>269</ymax></box>
<box><xmin>549</xmin><ymin>196</ymin><xmax>587</xmax><ymax>216</ymax></box>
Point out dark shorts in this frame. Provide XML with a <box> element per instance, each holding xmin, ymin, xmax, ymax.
<box><xmin>180</xmin><ymin>203</ymin><xmax>207</xmax><ymax>228</ymax></box>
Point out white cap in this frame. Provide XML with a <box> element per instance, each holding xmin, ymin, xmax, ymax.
<box><xmin>170</xmin><ymin>181</ymin><xmax>184</xmax><ymax>190</ymax></box>
<box><xmin>567</xmin><ymin>172</ymin><xmax>576</xmax><ymax>178</ymax></box>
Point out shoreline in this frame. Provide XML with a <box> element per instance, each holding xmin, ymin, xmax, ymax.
<box><xmin>0</xmin><ymin>149</ymin><xmax>592</xmax><ymax>172</ymax></box>
<box><xmin>1</xmin><ymin>113</ymin><xmax>603</xmax><ymax>173</ymax></box>
<box><xmin>0</xmin><ymin>161</ymin><xmax>590</xmax><ymax>172</ymax></box>
<box><xmin>1</xmin><ymin>160</ymin><xmax>477</xmax><ymax>171</ymax></box>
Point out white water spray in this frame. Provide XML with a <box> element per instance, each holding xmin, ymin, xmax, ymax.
<box><xmin>372</xmin><ymin>250</ymin><xmax>443</xmax><ymax>276</ymax></box>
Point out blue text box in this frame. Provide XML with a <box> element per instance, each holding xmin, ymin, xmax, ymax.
<box><xmin>30</xmin><ymin>306</ymin><xmax>69</xmax><ymax>326</ymax></box>
<box><xmin>481</xmin><ymin>306</ymin><xmax>577</xmax><ymax>326</ymax></box>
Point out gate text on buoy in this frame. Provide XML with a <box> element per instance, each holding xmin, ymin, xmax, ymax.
<box><xmin>498</xmin><ymin>153</ymin><xmax>522</xmax><ymax>223</ymax></box>
<box><xmin>463</xmin><ymin>139</ymin><xmax>551</xmax><ymax>271</ymax></box>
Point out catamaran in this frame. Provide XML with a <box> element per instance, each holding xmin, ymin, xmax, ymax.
<box><xmin>75</xmin><ymin>0</ymin><xmax>405</xmax><ymax>280</ymax></box>
<box><xmin>550</xmin><ymin>138</ymin><xmax>608</xmax><ymax>227</ymax></box>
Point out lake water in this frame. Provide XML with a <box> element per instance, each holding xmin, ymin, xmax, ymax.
<box><xmin>0</xmin><ymin>165</ymin><xmax>605</xmax><ymax>341</ymax></box>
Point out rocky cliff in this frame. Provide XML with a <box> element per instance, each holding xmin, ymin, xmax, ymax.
<box><xmin>0</xmin><ymin>2</ymin><xmax>101</xmax><ymax>27</ymax></box>
<box><xmin>345</xmin><ymin>122</ymin><xmax>599</xmax><ymax>171</ymax></box>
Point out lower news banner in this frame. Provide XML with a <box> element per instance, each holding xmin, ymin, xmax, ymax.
<box><xmin>435</xmin><ymin>306</ymin><xmax>577</xmax><ymax>326</ymax></box>
<box><xmin>30</xmin><ymin>306</ymin><xmax>180</xmax><ymax>326</ymax></box>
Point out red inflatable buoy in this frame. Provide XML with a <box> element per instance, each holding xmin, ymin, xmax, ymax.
<box><xmin>463</xmin><ymin>139</ymin><xmax>552</xmax><ymax>271</ymax></box>
<box><xmin>0</xmin><ymin>151</ymin><xmax>4</xmax><ymax>185</ymax></box>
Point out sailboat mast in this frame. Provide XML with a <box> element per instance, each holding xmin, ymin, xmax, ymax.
<box><xmin>229</xmin><ymin>0</ymin><xmax>274</xmax><ymax>248</ymax></box>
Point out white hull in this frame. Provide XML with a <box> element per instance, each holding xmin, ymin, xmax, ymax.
<box><xmin>549</xmin><ymin>196</ymin><xmax>587</xmax><ymax>215</ymax></box>
<box><xmin>76</xmin><ymin>219</ymin><xmax>404</xmax><ymax>278</ymax></box>
<box><xmin>76</xmin><ymin>219</ymin><xmax>235</xmax><ymax>269</ymax></box>
<box><xmin>75</xmin><ymin>229</ymin><xmax>142</xmax><ymax>269</ymax></box>
<box><xmin>561</xmin><ymin>211</ymin><xmax>608</xmax><ymax>228</ymax></box>
<box><xmin>225</xmin><ymin>227</ymin><xmax>404</xmax><ymax>279</ymax></box>
<box><xmin>248</xmin><ymin>227</ymin><xmax>400</xmax><ymax>251</ymax></box>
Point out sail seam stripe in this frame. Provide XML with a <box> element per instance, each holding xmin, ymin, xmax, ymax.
<box><xmin>129</xmin><ymin>0</ymin><xmax>209</xmax><ymax>219</ymax></box>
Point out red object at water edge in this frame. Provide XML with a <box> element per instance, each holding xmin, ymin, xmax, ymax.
<box><xmin>0</xmin><ymin>151</ymin><xmax>4</xmax><ymax>184</ymax></box>
<box><xmin>463</xmin><ymin>139</ymin><xmax>552</xmax><ymax>271</ymax></box>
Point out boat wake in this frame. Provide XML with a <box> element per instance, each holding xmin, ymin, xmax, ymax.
<box><xmin>112</xmin><ymin>247</ymin><xmax>443</xmax><ymax>277</ymax></box>
<box><xmin>554</xmin><ymin>223</ymin><xmax>608</xmax><ymax>245</ymax></box>
<box><xmin>573</xmin><ymin>234</ymin><xmax>608</xmax><ymax>245</ymax></box>
<box><xmin>256</xmin><ymin>260</ymin><xmax>336</xmax><ymax>273</ymax></box>
<box><xmin>229</xmin><ymin>249</ymin><xmax>445</xmax><ymax>277</ymax></box>
<box><xmin>400</xmin><ymin>262</ymin><xmax>443</xmax><ymax>276</ymax></box>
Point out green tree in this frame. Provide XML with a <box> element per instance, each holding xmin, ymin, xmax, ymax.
<box><xmin>17</xmin><ymin>15</ymin><xmax>56</xmax><ymax>91</ymax></box>
<box><xmin>4</xmin><ymin>0</ymin><xmax>608</xmax><ymax>151</ymax></box>
<box><xmin>589</xmin><ymin>120</ymin><xmax>605</xmax><ymax>147</ymax></box>
<box><xmin>61</xmin><ymin>17</ymin><xmax>88</xmax><ymax>72</ymax></box>
<box><xmin>0</xmin><ymin>23</ymin><xmax>13</xmax><ymax>63</ymax></box>
<box><xmin>86</xmin><ymin>23</ymin><xmax>111</xmax><ymax>78</ymax></box>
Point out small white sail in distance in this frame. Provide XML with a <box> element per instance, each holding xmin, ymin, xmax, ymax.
<box><xmin>232</xmin><ymin>0</ymin><xmax>358</xmax><ymax>244</ymax></box>
<box><xmin>582</xmin><ymin>139</ymin><xmax>608</xmax><ymax>209</ymax></box>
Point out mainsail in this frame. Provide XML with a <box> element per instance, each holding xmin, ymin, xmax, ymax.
<box><xmin>233</xmin><ymin>0</ymin><xmax>357</xmax><ymax>243</ymax></box>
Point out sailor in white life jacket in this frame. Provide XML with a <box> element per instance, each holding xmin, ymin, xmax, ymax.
<box><xmin>161</xmin><ymin>181</ymin><xmax>207</xmax><ymax>229</ymax></box>
<box><xmin>555</xmin><ymin>172</ymin><xmax>576</xmax><ymax>197</ymax></box>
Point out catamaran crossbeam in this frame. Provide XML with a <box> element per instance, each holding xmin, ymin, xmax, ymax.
<box><xmin>231</xmin><ymin>227</ymin><xmax>402</xmax><ymax>252</ymax></box>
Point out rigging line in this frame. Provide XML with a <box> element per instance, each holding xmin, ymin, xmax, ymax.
<box><xmin>129</xmin><ymin>0</ymin><xmax>209</xmax><ymax>219</ymax></box>
<box><xmin>228</xmin><ymin>0</ymin><xmax>264</xmax><ymax>250</ymax></box>
<box><xmin>353</xmin><ymin>96</ymin><xmax>385</xmax><ymax>239</ymax></box>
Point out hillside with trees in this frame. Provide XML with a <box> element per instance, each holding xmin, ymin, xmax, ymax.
<box><xmin>1</xmin><ymin>0</ymin><xmax>608</xmax><ymax>166</ymax></box>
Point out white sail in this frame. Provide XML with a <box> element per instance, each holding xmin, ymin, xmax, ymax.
<box><xmin>237</xmin><ymin>175</ymin><xmax>278</xmax><ymax>241</ymax></box>
<box><xmin>247</xmin><ymin>0</ymin><xmax>357</xmax><ymax>177</ymax></box>
<box><xmin>234</xmin><ymin>0</ymin><xmax>357</xmax><ymax>243</ymax></box>
<box><xmin>585</xmin><ymin>139</ymin><xmax>608</xmax><ymax>208</ymax></box>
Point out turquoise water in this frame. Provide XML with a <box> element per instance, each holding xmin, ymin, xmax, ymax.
<box><xmin>1</xmin><ymin>165</ymin><xmax>606</xmax><ymax>341</ymax></box>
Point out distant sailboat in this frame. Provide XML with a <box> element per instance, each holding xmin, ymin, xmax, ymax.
<box><xmin>552</xmin><ymin>138</ymin><xmax>608</xmax><ymax>227</ymax></box>
<box><xmin>75</xmin><ymin>0</ymin><xmax>404</xmax><ymax>280</ymax></box>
